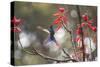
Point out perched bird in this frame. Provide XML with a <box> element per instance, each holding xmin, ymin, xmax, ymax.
<box><xmin>37</xmin><ymin>26</ymin><xmax>61</xmax><ymax>57</ymax></box>
<box><xmin>37</xmin><ymin>26</ymin><xmax>68</xmax><ymax>57</ymax></box>
<box><xmin>44</xmin><ymin>26</ymin><xmax>60</xmax><ymax>47</ymax></box>
<box><xmin>37</xmin><ymin>25</ymin><xmax>70</xmax><ymax>63</ymax></box>
<box><xmin>16</xmin><ymin>25</ymin><xmax>71</xmax><ymax>63</ymax></box>
<box><xmin>44</xmin><ymin>26</ymin><xmax>62</xmax><ymax>58</ymax></box>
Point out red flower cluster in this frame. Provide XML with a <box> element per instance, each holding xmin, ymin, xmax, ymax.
<box><xmin>11</xmin><ymin>16</ymin><xmax>22</xmax><ymax>32</ymax></box>
<box><xmin>82</xmin><ymin>14</ymin><xmax>97</xmax><ymax>32</ymax></box>
<box><xmin>52</xmin><ymin>7</ymin><xmax>67</xmax><ymax>31</ymax></box>
<box><xmin>11</xmin><ymin>16</ymin><xmax>21</xmax><ymax>26</ymax></box>
<box><xmin>76</xmin><ymin>25</ymin><xmax>82</xmax><ymax>35</ymax></box>
<box><xmin>75</xmin><ymin>36</ymin><xmax>81</xmax><ymax>42</ymax></box>
<box><xmin>59</xmin><ymin>7</ymin><xmax>65</xmax><ymax>13</ymax></box>
<box><xmin>87</xmin><ymin>23</ymin><xmax>96</xmax><ymax>32</ymax></box>
<box><xmin>82</xmin><ymin>14</ymin><xmax>88</xmax><ymax>21</ymax></box>
<box><xmin>76</xmin><ymin>14</ymin><xmax>97</xmax><ymax>35</ymax></box>
<box><xmin>81</xmin><ymin>22</ymin><xmax>86</xmax><ymax>27</ymax></box>
<box><xmin>72</xmin><ymin>35</ymin><xmax>81</xmax><ymax>43</ymax></box>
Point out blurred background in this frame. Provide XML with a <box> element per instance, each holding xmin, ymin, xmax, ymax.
<box><xmin>13</xmin><ymin>1</ymin><xmax>97</xmax><ymax>65</ymax></box>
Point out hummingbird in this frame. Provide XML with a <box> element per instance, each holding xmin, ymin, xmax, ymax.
<box><xmin>37</xmin><ymin>25</ymin><xmax>60</xmax><ymax>47</ymax></box>
<box><xmin>37</xmin><ymin>25</ymin><xmax>70</xmax><ymax>63</ymax></box>
<box><xmin>37</xmin><ymin>25</ymin><xmax>61</xmax><ymax>58</ymax></box>
<box><xmin>46</xmin><ymin>25</ymin><xmax>60</xmax><ymax>47</ymax></box>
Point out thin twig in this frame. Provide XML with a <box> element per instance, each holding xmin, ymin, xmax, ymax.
<box><xmin>32</xmin><ymin>47</ymin><xmax>78</xmax><ymax>62</ymax></box>
<box><xmin>62</xmin><ymin>48</ymin><xmax>71</xmax><ymax>58</ymax></box>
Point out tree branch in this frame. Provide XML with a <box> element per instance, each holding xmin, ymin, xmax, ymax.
<box><xmin>76</xmin><ymin>5</ymin><xmax>85</xmax><ymax>61</ymax></box>
<box><xmin>32</xmin><ymin>47</ymin><xmax>78</xmax><ymax>62</ymax></box>
<box><xmin>17</xmin><ymin>33</ymin><xmax>78</xmax><ymax>63</ymax></box>
<box><xmin>62</xmin><ymin>48</ymin><xmax>71</xmax><ymax>58</ymax></box>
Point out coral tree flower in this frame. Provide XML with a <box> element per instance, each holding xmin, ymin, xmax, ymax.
<box><xmin>91</xmin><ymin>26</ymin><xmax>97</xmax><ymax>32</ymax></box>
<box><xmin>81</xmin><ymin>14</ymin><xmax>97</xmax><ymax>32</ymax></box>
<box><xmin>87</xmin><ymin>20</ymin><xmax>93</xmax><ymax>24</ymax></box>
<box><xmin>75</xmin><ymin>35</ymin><xmax>81</xmax><ymax>43</ymax></box>
<box><xmin>82</xmin><ymin>14</ymin><xmax>88</xmax><ymax>21</ymax></box>
<box><xmin>11</xmin><ymin>16</ymin><xmax>21</xmax><ymax>26</ymax></box>
<box><xmin>81</xmin><ymin>22</ymin><xmax>86</xmax><ymax>27</ymax></box>
<box><xmin>59</xmin><ymin>7</ymin><xmax>65</xmax><ymax>13</ymax></box>
<box><xmin>76</xmin><ymin>24</ymin><xmax>82</xmax><ymax>35</ymax></box>
<box><xmin>11</xmin><ymin>16</ymin><xmax>22</xmax><ymax>32</ymax></box>
<box><xmin>76</xmin><ymin>29</ymin><xmax>82</xmax><ymax>35</ymax></box>
<box><xmin>53</xmin><ymin>16</ymin><xmax>63</xmax><ymax>24</ymax></box>
<box><xmin>87</xmin><ymin>19</ymin><xmax>97</xmax><ymax>32</ymax></box>
<box><xmin>52</xmin><ymin>7</ymin><xmax>67</xmax><ymax>31</ymax></box>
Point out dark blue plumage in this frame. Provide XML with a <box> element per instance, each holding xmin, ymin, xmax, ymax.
<box><xmin>46</xmin><ymin>25</ymin><xmax>60</xmax><ymax>48</ymax></box>
<box><xmin>48</xmin><ymin>25</ymin><xmax>56</xmax><ymax>43</ymax></box>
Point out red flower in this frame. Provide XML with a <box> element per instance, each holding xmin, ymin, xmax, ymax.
<box><xmin>53</xmin><ymin>16</ymin><xmax>63</xmax><ymax>24</ymax></box>
<box><xmin>91</xmin><ymin>26</ymin><xmax>97</xmax><ymax>32</ymax></box>
<box><xmin>82</xmin><ymin>14</ymin><xmax>88</xmax><ymax>21</ymax></box>
<box><xmin>81</xmin><ymin>22</ymin><xmax>86</xmax><ymax>27</ymax></box>
<box><xmin>59</xmin><ymin>8</ymin><xmax>65</xmax><ymax>13</ymax></box>
<box><xmin>55</xmin><ymin>23</ymin><xmax>62</xmax><ymax>31</ymax></box>
<box><xmin>76</xmin><ymin>29</ymin><xmax>82</xmax><ymax>35</ymax></box>
<box><xmin>53</xmin><ymin>12</ymin><xmax>61</xmax><ymax>17</ymax></box>
<box><xmin>87</xmin><ymin>20</ymin><xmax>93</xmax><ymax>24</ymax></box>
<box><xmin>11</xmin><ymin>16</ymin><xmax>21</xmax><ymax>26</ymax></box>
<box><xmin>87</xmin><ymin>23</ymin><xmax>92</xmax><ymax>29</ymax></box>
<box><xmin>52</xmin><ymin>16</ymin><xmax>67</xmax><ymax>31</ymax></box>
<box><xmin>11</xmin><ymin>16</ymin><xmax>22</xmax><ymax>33</ymax></box>
<box><xmin>53</xmin><ymin>16</ymin><xmax>67</xmax><ymax>24</ymax></box>
<box><xmin>75</xmin><ymin>36</ymin><xmax>81</xmax><ymax>42</ymax></box>
<box><xmin>51</xmin><ymin>7</ymin><xmax>68</xmax><ymax>31</ymax></box>
<box><xmin>87</xmin><ymin>23</ymin><xmax>97</xmax><ymax>32</ymax></box>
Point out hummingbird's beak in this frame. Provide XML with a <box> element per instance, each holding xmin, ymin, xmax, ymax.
<box><xmin>37</xmin><ymin>26</ymin><xmax>50</xmax><ymax>34</ymax></box>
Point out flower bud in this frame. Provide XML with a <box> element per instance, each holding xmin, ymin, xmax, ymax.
<box><xmin>59</xmin><ymin>8</ymin><xmax>65</xmax><ymax>13</ymax></box>
<box><xmin>82</xmin><ymin>14</ymin><xmax>88</xmax><ymax>21</ymax></box>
